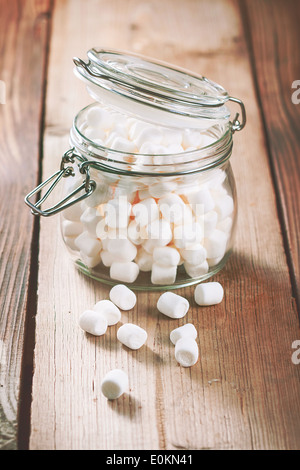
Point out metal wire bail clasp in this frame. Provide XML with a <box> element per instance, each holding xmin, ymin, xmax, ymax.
<box><xmin>228</xmin><ymin>96</ymin><xmax>246</xmax><ymax>133</ymax></box>
<box><xmin>24</xmin><ymin>148</ymin><xmax>96</xmax><ymax>217</ymax></box>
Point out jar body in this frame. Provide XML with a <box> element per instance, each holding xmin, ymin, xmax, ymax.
<box><xmin>60</xmin><ymin>105</ymin><xmax>237</xmax><ymax>290</ymax></box>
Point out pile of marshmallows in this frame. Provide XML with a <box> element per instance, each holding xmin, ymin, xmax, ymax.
<box><xmin>61</xmin><ymin>105</ymin><xmax>234</xmax><ymax>285</ymax></box>
<box><xmin>79</xmin><ymin>281</ymin><xmax>224</xmax><ymax>400</ymax></box>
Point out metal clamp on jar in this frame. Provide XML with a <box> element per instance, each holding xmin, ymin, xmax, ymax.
<box><xmin>25</xmin><ymin>48</ymin><xmax>246</xmax><ymax>290</ymax></box>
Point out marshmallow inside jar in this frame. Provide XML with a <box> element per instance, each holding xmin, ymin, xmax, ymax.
<box><xmin>30</xmin><ymin>48</ymin><xmax>245</xmax><ymax>291</ymax></box>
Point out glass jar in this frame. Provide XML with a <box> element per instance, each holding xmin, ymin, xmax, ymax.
<box><xmin>25</xmin><ymin>48</ymin><xmax>246</xmax><ymax>290</ymax></box>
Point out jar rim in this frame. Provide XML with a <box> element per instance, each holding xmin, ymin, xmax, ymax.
<box><xmin>70</xmin><ymin>103</ymin><xmax>233</xmax><ymax>177</ymax></box>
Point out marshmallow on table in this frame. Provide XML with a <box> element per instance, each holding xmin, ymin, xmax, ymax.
<box><xmin>117</xmin><ymin>323</ymin><xmax>147</xmax><ymax>350</ymax></box>
<box><xmin>101</xmin><ymin>369</ymin><xmax>129</xmax><ymax>400</ymax></box>
<box><xmin>110</xmin><ymin>261</ymin><xmax>139</xmax><ymax>283</ymax></box>
<box><xmin>170</xmin><ymin>323</ymin><xmax>197</xmax><ymax>345</ymax></box>
<box><xmin>93</xmin><ymin>299</ymin><xmax>121</xmax><ymax>326</ymax></box>
<box><xmin>78</xmin><ymin>309</ymin><xmax>108</xmax><ymax>336</ymax></box>
<box><xmin>109</xmin><ymin>284</ymin><xmax>136</xmax><ymax>310</ymax></box>
<box><xmin>175</xmin><ymin>338</ymin><xmax>199</xmax><ymax>367</ymax></box>
<box><xmin>151</xmin><ymin>263</ymin><xmax>177</xmax><ymax>285</ymax></box>
<box><xmin>194</xmin><ymin>282</ymin><xmax>224</xmax><ymax>306</ymax></box>
<box><xmin>157</xmin><ymin>292</ymin><xmax>189</xmax><ymax>318</ymax></box>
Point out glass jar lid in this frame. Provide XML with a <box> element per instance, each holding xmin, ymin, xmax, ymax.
<box><xmin>73</xmin><ymin>48</ymin><xmax>235</xmax><ymax>130</ymax></box>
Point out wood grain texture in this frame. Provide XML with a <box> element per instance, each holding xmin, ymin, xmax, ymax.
<box><xmin>29</xmin><ymin>0</ymin><xmax>300</xmax><ymax>450</ymax></box>
<box><xmin>243</xmin><ymin>0</ymin><xmax>300</xmax><ymax>310</ymax></box>
<box><xmin>0</xmin><ymin>0</ymin><xmax>52</xmax><ymax>449</ymax></box>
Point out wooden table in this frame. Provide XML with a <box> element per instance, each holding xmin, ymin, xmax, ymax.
<box><xmin>1</xmin><ymin>0</ymin><xmax>300</xmax><ymax>450</ymax></box>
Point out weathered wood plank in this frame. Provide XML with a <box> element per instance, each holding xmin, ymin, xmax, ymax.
<box><xmin>0</xmin><ymin>0</ymin><xmax>52</xmax><ymax>449</ymax></box>
<box><xmin>30</xmin><ymin>0</ymin><xmax>300</xmax><ymax>450</ymax></box>
<box><xmin>243</xmin><ymin>0</ymin><xmax>300</xmax><ymax>310</ymax></box>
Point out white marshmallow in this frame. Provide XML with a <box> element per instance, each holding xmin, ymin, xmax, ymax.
<box><xmin>110</xmin><ymin>136</ymin><xmax>137</xmax><ymax>153</ymax></box>
<box><xmin>132</xmin><ymin>198</ymin><xmax>159</xmax><ymax>227</ymax></box>
<box><xmin>85</xmin><ymin>183</ymin><xmax>114</xmax><ymax>207</ymax></box>
<box><xmin>85</xmin><ymin>126</ymin><xmax>106</xmax><ymax>142</ymax></box>
<box><xmin>78</xmin><ymin>309</ymin><xmax>108</xmax><ymax>336</ymax></box>
<box><xmin>203</xmin><ymin>229</ymin><xmax>228</xmax><ymax>259</ymax></box>
<box><xmin>110</xmin><ymin>261</ymin><xmax>139</xmax><ymax>283</ymax></box>
<box><xmin>117</xmin><ymin>323</ymin><xmax>147</xmax><ymax>350</ymax></box>
<box><xmin>184</xmin><ymin>260</ymin><xmax>209</xmax><ymax>278</ymax></box>
<box><xmin>194</xmin><ymin>282</ymin><xmax>224</xmax><ymax>306</ymax></box>
<box><xmin>161</xmin><ymin>128</ymin><xmax>183</xmax><ymax>147</ymax></box>
<box><xmin>135</xmin><ymin>248</ymin><xmax>153</xmax><ymax>272</ymax></box>
<box><xmin>107</xmin><ymin>238</ymin><xmax>137</xmax><ymax>262</ymax></box>
<box><xmin>93</xmin><ymin>299</ymin><xmax>121</xmax><ymax>325</ymax></box>
<box><xmin>148</xmin><ymin>181</ymin><xmax>178</xmax><ymax>198</ymax></box>
<box><xmin>198</xmin><ymin>210</ymin><xmax>218</xmax><ymax>237</ymax></box>
<box><xmin>75</xmin><ymin>231</ymin><xmax>102</xmax><ymax>258</ymax></box>
<box><xmin>146</xmin><ymin>219</ymin><xmax>172</xmax><ymax>247</ymax></box>
<box><xmin>86</xmin><ymin>106</ymin><xmax>114</xmax><ymax>130</ymax></box>
<box><xmin>157</xmin><ymin>292</ymin><xmax>189</xmax><ymax>318</ymax></box>
<box><xmin>187</xmin><ymin>188</ymin><xmax>215</xmax><ymax>214</ymax></box>
<box><xmin>216</xmin><ymin>216</ymin><xmax>233</xmax><ymax>233</ymax></box>
<box><xmin>182</xmin><ymin>129</ymin><xmax>203</xmax><ymax>148</ymax></box>
<box><xmin>104</xmin><ymin>197</ymin><xmax>131</xmax><ymax>228</ymax></box>
<box><xmin>170</xmin><ymin>323</ymin><xmax>197</xmax><ymax>345</ymax></box>
<box><xmin>80</xmin><ymin>207</ymin><xmax>102</xmax><ymax>235</ymax></box>
<box><xmin>151</xmin><ymin>263</ymin><xmax>177</xmax><ymax>285</ymax></box>
<box><xmin>127</xmin><ymin>220</ymin><xmax>142</xmax><ymax>245</ymax></box>
<box><xmin>173</xmin><ymin>222</ymin><xmax>203</xmax><ymax>249</ymax></box>
<box><xmin>207</xmin><ymin>256</ymin><xmax>223</xmax><ymax>267</ymax></box>
<box><xmin>214</xmin><ymin>195</ymin><xmax>234</xmax><ymax>220</ymax></box>
<box><xmin>62</xmin><ymin>201</ymin><xmax>82</xmax><ymax>221</ymax></box>
<box><xmin>135</xmin><ymin>126</ymin><xmax>163</xmax><ymax>148</ymax></box>
<box><xmin>101</xmin><ymin>369</ymin><xmax>129</xmax><ymax>400</ymax></box>
<box><xmin>180</xmin><ymin>244</ymin><xmax>207</xmax><ymax>266</ymax></box>
<box><xmin>80</xmin><ymin>251</ymin><xmax>101</xmax><ymax>269</ymax></box>
<box><xmin>100</xmin><ymin>250</ymin><xmax>117</xmax><ymax>267</ymax></box>
<box><xmin>62</xmin><ymin>220</ymin><xmax>83</xmax><ymax>237</ymax></box>
<box><xmin>63</xmin><ymin>236</ymin><xmax>77</xmax><ymax>251</ymax></box>
<box><xmin>175</xmin><ymin>338</ymin><xmax>199</xmax><ymax>367</ymax></box>
<box><xmin>153</xmin><ymin>246</ymin><xmax>180</xmax><ymax>267</ymax></box>
<box><xmin>158</xmin><ymin>193</ymin><xmax>186</xmax><ymax>224</ymax></box>
<box><xmin>109</xmin><ymin>284</ymin><xmax>137</xmax><ymax>310</ymax></box>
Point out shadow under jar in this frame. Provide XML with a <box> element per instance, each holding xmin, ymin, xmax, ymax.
<box><xmin>25</xmin><ymin>48</ymin><xmax>246</xmax><ymax>290</ymax></box>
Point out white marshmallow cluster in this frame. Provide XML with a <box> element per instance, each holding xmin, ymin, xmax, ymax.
<box><xmin>63</xmin><ymin>105</ymin><xmax>234</xmax><ymax>286</ymax></box>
